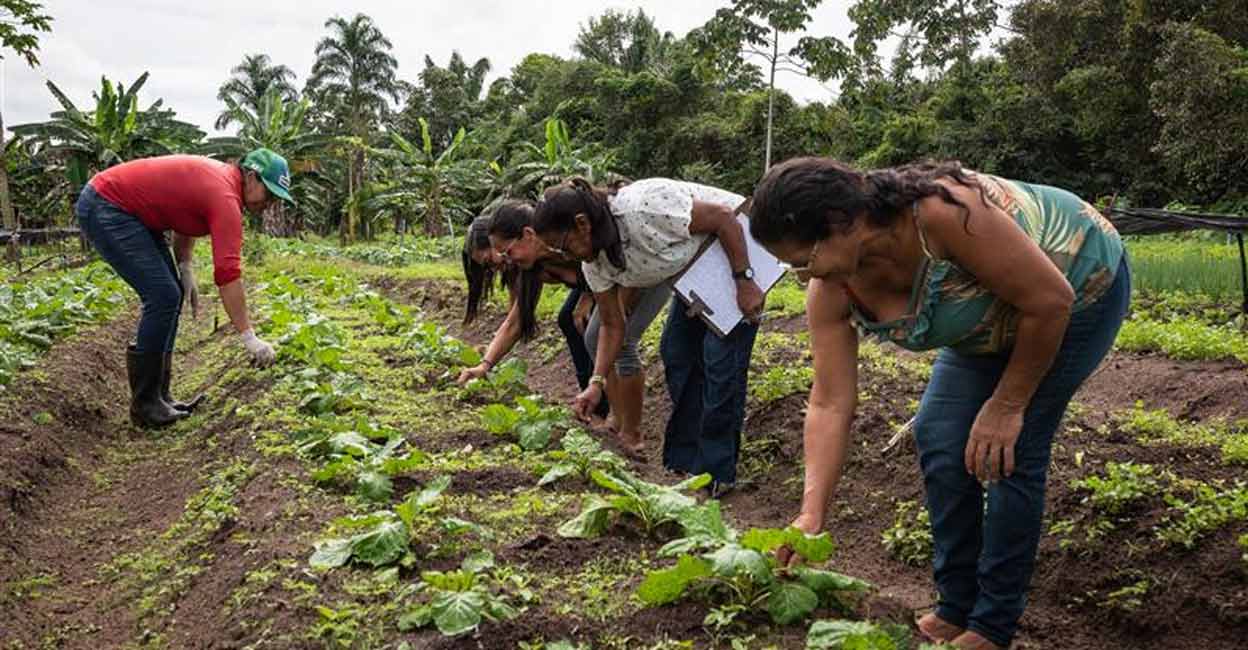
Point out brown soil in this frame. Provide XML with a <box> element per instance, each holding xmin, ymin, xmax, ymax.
<box><xmin>4</xmin><ymin>275</ymin><xmax>1248</xmax><ymax>650</ymax></box>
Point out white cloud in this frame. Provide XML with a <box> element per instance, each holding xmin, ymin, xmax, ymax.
<box><xmin>2</xmin><ymin>0</ymin><xmax>857</xmax><ymax>133</ymax></box>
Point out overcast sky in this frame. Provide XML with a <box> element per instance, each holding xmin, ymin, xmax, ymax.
<box><xmin>1</xmin><ymin>1</ymin><xmax>862</xmax><ymax>134</ymax></box>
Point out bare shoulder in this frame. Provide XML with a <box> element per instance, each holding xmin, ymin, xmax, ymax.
<box><xmin>918</xmin><ymin>177</ymin><xmax>1007</xmax><ymax>244</ymax></box>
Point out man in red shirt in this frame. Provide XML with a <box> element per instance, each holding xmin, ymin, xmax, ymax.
<box><xmin>75</xmin><ymin>148</ymin><xmax>293</xmax><ymax>428</ymax></box>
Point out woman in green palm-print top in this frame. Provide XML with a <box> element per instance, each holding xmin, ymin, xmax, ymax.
<box><xmin>851</xmin><ymin>172</ymin><xmax>1124</xmax><ymax>354</ymax></box>
<box><xmin>747</xmin><ymin>158</ymin><xmax>1130</xmax><ymax>650</ymax></box>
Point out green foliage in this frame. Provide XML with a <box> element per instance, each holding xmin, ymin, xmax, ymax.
<box><xmin>297</xmin><ymin>417</ymin><xmax>428</xmax><ymax>502</ymax></box>
<box><xmin>1072</xmin><ymin>463</ymin><xmax>1167</xmax><ymax>516</ymax></box>
<box><xmin>11</xmin><ymin>72</ymin><xmax>204</xmax><ymax>189</ymax></box>
<box><xmin>640</xmin><ymin>525</ymin><xmax>867</xmax><ymax>626</ymax></box>
<box><xmin>397</xmin><ymin>551</ymin><xmax>528</xmax><ymax>637</ymax></box>
<box><xmin>1116</xmin><ymin>317</ymin><xmax>1248</xmax><ymax>364</ymax></box>
<box><xmin>270</xmin><ymin>236</ymin><xmax>461</xmax><ymax>267</ymax></box>
<box><xmin>460</xmin><ymin>357</ymin><xmax>528</xmax><ymax>402</ymax></box>
<box><xmin>1156</xmin><ymin>482</ymin><xmax>1248</xmax><ymax>550</ymax></box>
<box><xmin>293</xmin><ymin>366</ymin><xmax>369</xmax><ymax>415</ymax></box>
<box><xmin>1125</xmin><ymin>238</ymin><xmax>1248</xmax><ymax>302</ymax></box>
<box><xmin>805</xmin><ymin>619</ymin><xmax>910</xmax><ymax>649</ymax></box>
<box><xmin>538</xmin><ymin>427</ymin><xmax>627</xmax><ymax>486</ymax></box>
<box><xmin>479</xmin><ymin>394</ymin><xmax>571</xmax><ymax>452</ymax></box>
<box><xmin>558</xmin><ymin>469</ymin><xmax>711</xmax><ymax>539</ymax></box>
<box><xmin>309</xmin><ymin>476</ymin><xmax>451</xmax><ymax>569</ymax></box>
<box><xmin>0</xmin><ymin>0</ymin><xmax>53</xmax><ymax>67</ymax></box>
<box><xmin>404</xmin><ymin>321</ymin><xmax>482</xmax><ymax>370</ymax></box>
<box><xmin>0</xmin><ymin>264</ymin><xmax>128</xmax><ymax>389</ymax></box>
<box><xmin>749</xmin><ymin>364</ymin><xmax>814</xmax><ymax>403</ymax></box>
<box><xmin>1114</xmin><ymin>402</ymin><xmax>1248</xmax><ymax>465</ymax></box>
<box><xmin>881</xmin><ymin>500</ymin><xmax>931</xmax><ymax>566</ymax></box>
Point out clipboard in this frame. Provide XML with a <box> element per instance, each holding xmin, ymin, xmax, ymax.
<box><xmin>671</xmin><ymin>200</ymin><xmax>786</xmax><ymax>337</ymax></box>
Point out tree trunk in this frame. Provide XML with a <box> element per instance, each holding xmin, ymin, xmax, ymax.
<box><xmin>764</xmin><ymin>25</ymin><xmax>778</xmax><ymax>173</ymax></box>
<box><xmin>0</xmin><ymin>108</ymin><xmax>21</xmax><ymax>270</ymax></box>
<box><xmin>424</xmin><ymin>183</ymin><xmax>441</xmax><ymax>236</ymax></box>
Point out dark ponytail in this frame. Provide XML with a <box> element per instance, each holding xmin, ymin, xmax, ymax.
<box><xmin>532</xmin><ymin>177</ymin><xmax>626</xmax><ymax>271</ymax></box>
<box><xmin>748</xmin><ymin>157</ymin><xmax>985</xmax><ymax>245</ymax></box>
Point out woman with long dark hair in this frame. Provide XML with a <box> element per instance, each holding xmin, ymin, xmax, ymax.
<box><xmin>500</xmin><ymin>178</ymin><xmax>765</xmax><ymax>495</ymax></box>
<box><xmin>749</xmin><ymin>157</ymin><xmax>1128</xmax><ymax>650</ymax></box>
<box><xmin>457</xmin><ymin>202</ymin><xmax>609</xmax><ymax>420</ymax></box>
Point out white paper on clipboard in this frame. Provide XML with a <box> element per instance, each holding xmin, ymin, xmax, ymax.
<box><xmin>672</xmin><ymin>213</ymin><xmax>786</xmax><ymax>337</ymax></box>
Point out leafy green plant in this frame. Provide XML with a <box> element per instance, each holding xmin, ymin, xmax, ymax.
<box><xmin>310</xmin><ymin>476</ymin><xmax>452</xmax><ymax>570</ymax></box>
<box><xmin>404</xmin><ymin>321</ymin><xmax>482</xmax><ymax>369</ymax></box>
<box><xmin>397</xmin><ymin>550</ymin><xmax>528</xmax><ymax>636</ymax></box>
<box><xmin>294</xmin><ymin>367</ymin><xmax>369</xmax><ymax>415</ymax></box>
<box><xmin>1072</xmin><ymin>462</ymin><xmax>1168</xmax><ymax>515</ymax></box>
<box><xmin>538</xmin><ymin>428</ymin><xmax>626</xmax><ymax>486</ymax></box>
<box><xmin>881</xmin><ymin>500</ymin><xmax>932</xmax><ymax>566</ymax></box>
<box><xmin>805</xmin><ymin>620</ymin><xmax>913</xmax><ymax>650</ymax></box>
<box><xmin>0</xmin><ymin>264</ymin><xmax>129</xmax><ymax>389</ymax></box>
<box><xmin>354</xmin><ymin>290</ymin><xmax>413</xmax><ymax>333</ymax></box>
<box><xmin>558</xmin><ymin>469</ymin><xmax>711</xmax><ymax>539</ymax></box>
<box><xmin>1116</xmin><ymin>316</ymin><xmax>1248</xmax><ymax>364</ymax></box>
<box><xmin>480</xmin><ymin>395</ymin><xmax>571</xmax><ymax>452</ymax></box>
<box><xmin>1156</xmin><ymin>481</ymin><xmax>1248</xmax><ymax>549</ymax></box>
<box><xmin>461</xmin><ymin>357</ymin><xmax>529</xmax><ymax>402</ymax></box>
<box><xmin>640</xmin><ymin>527</ymin><xmax>869</xmax><ymax>626</ymax></box>
<box><xmin>749</xmin><ymin>365</ymin><xmax>814</xmax><ymax>403</ymax></box>
<box><xmin>297</xmin><ymin>418</ymin><xmax>429</xmax><ymax>502</ymax></box>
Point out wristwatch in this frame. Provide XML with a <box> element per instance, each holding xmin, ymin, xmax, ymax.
<box><xmin>589</xmin><ymin>374</ymin><xmax>607</xmax><ymax>388</ymax></box>
<box><xmin>732</xmin><ymin>266</ymin><xmax>755</xmax><ymax>281</ymax></box>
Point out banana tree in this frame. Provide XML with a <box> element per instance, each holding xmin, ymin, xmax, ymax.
<box><xmin>201</xmin><ymin>88</ymin><xmax>330</xmax><ymax>235</ymax></box>
<box><xmin>503</xmin><ymin>116</ymin><xmax>619</xmax><ymax>198</ymax></box>
<box><xmin>11</xmin><ymin>72</ymin><xmax>204</xmax><ymax>193</ymax></box>
<box><xmin>364</xmin><ymin>118</ymin><xmax>490</xmax><ymax>237</ymax></box>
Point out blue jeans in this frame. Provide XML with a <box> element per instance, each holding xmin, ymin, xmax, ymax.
<box><xmin>557</xmin><ymin>287</ymin><xmax>609</xmax><ymax>418</ymax></box>
<box><xmin>660</xmin><ymin>296</ymin><xmax>759</xmax><ymax>484</ymax></box>
<box><xmin>916</xmin><ymin>258</ymin><xmax>1131</xmax><ymax>647</ymax></box>
<box><xmin>76</xmin><ymin>185</ymin><xmax>183</xmax><ymax>354</ymax></box>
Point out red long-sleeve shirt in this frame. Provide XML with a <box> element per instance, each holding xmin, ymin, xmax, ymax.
<box><xmin>90</xmin><ymin>155</ymin><xmax>245</xmax><ymax>286</ymax></box>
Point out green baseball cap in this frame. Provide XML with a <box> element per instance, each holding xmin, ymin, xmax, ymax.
<box><xmin>241</xmin><ymin>148</ymin><xmax>296</xmax><ymax>205</ymax></box>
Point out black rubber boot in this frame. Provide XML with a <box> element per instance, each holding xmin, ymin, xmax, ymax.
<box><xmin>163</xmin><ymin>352</ymin><xmax>204</xmax><ymax>413</ymax></box>
<box><xmin>126</xmin><ymin>348</ymin><xmax>187</xmax><ymax>429</ymax></box>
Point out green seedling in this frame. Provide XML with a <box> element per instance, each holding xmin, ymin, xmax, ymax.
<box><xmin>558</xmin><ymin>468</ymin><xmax>711</xmax><ymax>539</ymax></box>
<box><xmin>480</xmin><ymin>394</ymin><xmax>571</xmax><ymax>452</ymax></box>
<box><xmin>310</xmin><ymin>476</ymin><xmax>451</xmax><ymax>569</ymax></box>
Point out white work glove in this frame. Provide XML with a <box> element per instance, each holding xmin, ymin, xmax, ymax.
<box><xmin>240</xmin><ymin>329</ymin><xmax>277</xmax><ymax>368</ymax></box>
<box><xmin>178</xmin><ymin>262</ymin><xmax>200</xmax><ymax>318</ymax></box>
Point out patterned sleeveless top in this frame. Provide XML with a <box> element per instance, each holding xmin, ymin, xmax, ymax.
<box><xmin>849</xmin><ymin>173</ymin><xmax>1124</xmax><ymax>355</ymax></box>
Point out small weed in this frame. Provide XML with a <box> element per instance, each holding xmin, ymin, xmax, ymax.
<box><xmin>1156</xmin><ymin>482</ymin><xmax>1248</xmax><ymax>549</ymax></box>
<box><xmin>1072</xmin><ymin>462</ymin><xmax>1168</xmax><ymax>515</ymax></box>
<box><xmin>881</xmin><ymin>500</ymin><xmax>932</xmax><ymax>566</ymax></box>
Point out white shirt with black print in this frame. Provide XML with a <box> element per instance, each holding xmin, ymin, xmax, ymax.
<box><xmin>582</xmin><ymin>178</ymin><xmax>745</xmax><ymax>292</ymax></box>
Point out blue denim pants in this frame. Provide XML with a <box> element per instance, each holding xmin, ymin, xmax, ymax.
<box><xmin>916</xmin><ymin>258</ymin><xmax>1131</xmax><ymax>646</ymax></box>
<box><xmin>557</xmin><ymin>287</ymin><xmax>609</xmax><ymax>419</ymax></box>
<box><xmin>75</xmin><ymin>185</ymin><xmax>184</xmax><ymax>354</ymax></box>
<box><xmin>660</xmin><ymin>296</ymin><xmax>759</xmax><ymax>484</ymax></box>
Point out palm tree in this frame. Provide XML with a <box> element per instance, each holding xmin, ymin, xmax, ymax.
<box><xmin>305</xmin><ymin>13</ymin><xmax>400</xmax><ymax>244</ymax></box>
<box><xmin>202</xmin><ymin>88</ymin><xmax>329</xmax><ymax>235</ymax></box>
<box><xmin>11</xmin><ymin>73</ymin><xmax>204</xmax><ymax>193</ymax></box>
<box><xmin>214</xmin><ymin>54</ymin><xmax>298</xmax><ymax>131</ymax></box>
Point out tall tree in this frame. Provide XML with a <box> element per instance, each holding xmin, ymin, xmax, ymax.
<box><xmin>692</xmin><ymin>0</ymin><xmax>851</xmax><ymax>171</ymax></box>
<box><xmin>0</xmin><ymin>0</ymin><xmax>52</xmax><ymax>266</ymax></box>
<box><xmin>574</xmin><ymin>9</ymin><xmax>676</xmax><ymax>74</ymax></box>
<box><xmin>214</xmin><ymin>53</ymin><xmax>297</xmax><ymax>131</ymax></box>
<box><xmin>305</xmin><ymin>13</ymin><xmax>400</xmax><ymax>243</ymax></box>
<box><xmin>398</xmin><ymin>52</ymin><xmax>491</xmax><ymax>154</ymax></box>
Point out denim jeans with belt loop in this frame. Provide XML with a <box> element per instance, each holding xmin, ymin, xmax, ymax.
<box><xmin>915</xmin><ymin>257</ymin><xmax>1131</xmax><ymax>647</ymax></box>
<box><xmin>660</xmin><ymin>295</ymin><xmax>759</xmax><ymax>484</ymax></box>
<box><xmin>75</xmin><ymin>184</ymin><xmax>185</xmax><ymax>354</ymax></box>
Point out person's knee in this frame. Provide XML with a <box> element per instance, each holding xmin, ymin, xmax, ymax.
<box><xmin>615</xmin><ymin>341</ymin><xmax>642</xmax><ymax>377</ymax></box>
<box><xmin>144</xmin><ymin>284</ymin><xmax>182</xmax><ymax>320</ymax></box>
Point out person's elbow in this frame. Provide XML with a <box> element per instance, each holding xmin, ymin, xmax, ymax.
<box><xmin>1028</xmin><ymin>280</ymin><xmax>1075</xmax><ymax>321</ymax></box>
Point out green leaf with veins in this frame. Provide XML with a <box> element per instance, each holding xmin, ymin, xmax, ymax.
<box><xmin>638</xmin><ymin>555</ymin><xmax>713</xmax><ymax>605</ymax></box>
<box><xmin>766</xmin><ymin>581</ymin><xmax>820</xmax><ymax>625</ymax></box>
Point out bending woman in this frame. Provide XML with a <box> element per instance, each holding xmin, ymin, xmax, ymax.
<box><xmin>504</xmin><ymin>178</ymin><xmax>764</xmax><ymax>495</ymax></box>
<box><xmin>457</xmin><ymin>202</ymin><xmax>610</xmax><ymax>420</ymax></box>
<box><xmin>749</xmin><ymin>158</ymin><xmax>1128</xmax><ymax>650</ymax></box>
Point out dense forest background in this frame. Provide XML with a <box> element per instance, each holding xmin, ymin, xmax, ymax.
<box><xmin>6</xmin><ymin>0</ymin><xmax>1247</xmax><ymax>240</ymax></box>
